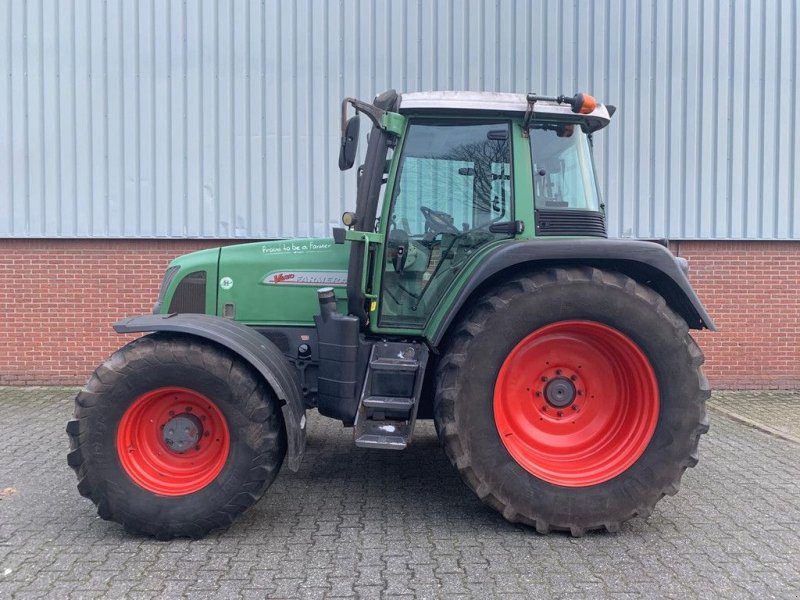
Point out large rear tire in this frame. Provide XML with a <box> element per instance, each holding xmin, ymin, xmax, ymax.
<box><xmin>67</xmin><ymin>333</ymin><xmax>286</xmax><ymax>539</ymax></box>
<box><xmin>434</xmin><ymin>267</ymin><xmax>710</xmax><ymax>535</ymax></box>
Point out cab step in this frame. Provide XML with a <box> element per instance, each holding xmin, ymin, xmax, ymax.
<box><xmin>354</xmin><ymin>421</ymin><xmax>413</xmax><ymax>450</ymax></box>
<box><xmin>362</xmin><ymin>396</ymin><xmax>415</xmax><ymax>412</ymax></box>
<box><xmin>354</xmin><ymin>341</ymin><xmax>429</xmax><ymax>450</ymax></box>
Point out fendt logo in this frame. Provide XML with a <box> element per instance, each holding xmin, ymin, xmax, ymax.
<box><xmin>271</xmin><ymin>273</ymin><xmax>296</xmax><ymax>283</ymax></box>
<box><xmin>262</xmin><ymin>271</ymin><xmax>347</xmax><ymax>286</ymax></box>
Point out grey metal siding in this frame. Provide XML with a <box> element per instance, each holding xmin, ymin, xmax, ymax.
<box><xmin>1</xmin><ymin>0</ymin><xmax>797</xmax><ymax>240</ymax></box>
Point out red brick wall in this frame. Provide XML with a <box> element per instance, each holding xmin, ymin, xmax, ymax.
<box><xmin>1</xmin><ymin>238</ymin><xmax>798</xmax><ymax>389</ymax></box>
<box><xmin>672</xmin><ymin>241</ymin><xmax>800</xmax><ymax>389</ymax></box>
<box><xmin>0</xmin><ymin>239</ymin><xmax>222</xmax><ymax>385</ymax></box>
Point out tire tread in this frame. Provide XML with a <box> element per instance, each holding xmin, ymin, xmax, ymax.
<box><xmin>67</xmin><ymin>332</ymin><xmax>286</xmax><ymax>539</ymax></box>
<box><xmin>434</xmin><ymin>267</ymin><xmax>709</xmax><ymax>535</ymax></box>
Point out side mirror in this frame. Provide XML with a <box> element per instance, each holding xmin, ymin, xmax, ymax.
<box><xmin>338</xmin><ymin>116</ymin><xmax>360</xmax><ymax>171</ymax></box>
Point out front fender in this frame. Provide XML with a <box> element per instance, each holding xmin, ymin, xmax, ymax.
<box><xmin>114</xmin><ymin>313</ymin><xmax>306</xmax><ymax>471</ymax></box>
<box><xmin>427</xmin><ymin>239</ymin><xmax>716</xmax><ymax>347</ymax></box>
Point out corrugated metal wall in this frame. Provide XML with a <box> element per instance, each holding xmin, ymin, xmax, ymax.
<box><xmin>1</xmin><ymin>0</ymin><xmax>797</xmax><ymax>240</ymax></box>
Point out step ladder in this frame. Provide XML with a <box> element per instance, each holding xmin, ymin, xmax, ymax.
<box><xmin>353</xmin><ymin>340</ymin><xmax>429</xmax><ymax>450</ymax></box>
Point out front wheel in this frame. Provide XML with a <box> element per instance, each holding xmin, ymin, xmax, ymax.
<box><xmin>67</xmin><ymin>333</ymin><xmax>287</xmax><ymax>539</ymax></box>
<box><xmin>434</xmin><ymin>267</ymin><xmax>710</xmax><ymax>535</ymax></box>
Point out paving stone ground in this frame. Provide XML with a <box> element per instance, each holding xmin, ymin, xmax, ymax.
<box><xmin>709</xmin><ymin>391</ymin><xmax>800</xmax><ymax>444</ymax></box>
<box><xmin>0</xmin><ymin>386</ymin><xmax>798</xmax><ymax>599</ymax></box>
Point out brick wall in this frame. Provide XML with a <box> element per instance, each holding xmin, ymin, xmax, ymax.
<box><xmin>0</xmin><ymin>239</ymin><xmax>222</xmax><ymax>385</ymax></box>
<box><xmin>0</xmin><ymin>238</ymin><xmax>798</xmax><ymax>389</ymax></box>
<box><xmin>671</xmin><ymin>241</ymin><xmax>800</xmax><ymax>389</ymax></box>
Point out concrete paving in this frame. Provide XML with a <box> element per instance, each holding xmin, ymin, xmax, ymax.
<box><xmin>0</xmin><ymin>387</ymin><xmax>798</xmax><ymax>599</ymax></box>
<box><xmin>709</xmin><ymin>390</ymin><xmax>800</xmax><ymax>444</ymax></box>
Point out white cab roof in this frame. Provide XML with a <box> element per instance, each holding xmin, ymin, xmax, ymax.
<box><xmin>398</xmin><ymin>91</ymin><xmax>613</xmax><ymax>127</ymax></box>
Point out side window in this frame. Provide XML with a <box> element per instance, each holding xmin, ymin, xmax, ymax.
<box><xmin>530</xmin><ymin>124</ymin><xmax>600</xmax><ymax>211</ymax></box>
<box><xmin>380</xmin><ymin>121</ymin><xmax>513</xmax><ymax>328</ymax></box>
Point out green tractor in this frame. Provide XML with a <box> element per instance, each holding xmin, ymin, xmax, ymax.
<box><xmin>67</xmin><ymin>90</ymin><xmax>714</xmax><ymax>538</ymax></box>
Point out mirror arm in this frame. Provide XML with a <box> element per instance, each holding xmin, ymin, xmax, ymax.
<box><xmin>521</xmin><ymin>94</ymin><xmax>537</xmax><ymax>138</ymax></box>
<box><xmin>341</xmin><ymin>97</ymin><xmax>386</xmax><ymax>135</ymax></box>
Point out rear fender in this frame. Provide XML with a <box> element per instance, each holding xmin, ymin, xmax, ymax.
<box><xmin>428</xmin><ymin>239</ymin><xmax>716</xmax><ymax>347</ymax></box>
<box><xmin>114</xmin><ymin>313</ymin><xmax>306</xmax><ymax>471</ymax></box>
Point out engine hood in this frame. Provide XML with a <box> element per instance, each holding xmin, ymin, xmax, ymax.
<box><xmin>216</xmin><ymin>238</ymin><xmax>350</xmax><ymax>325</ymax></box>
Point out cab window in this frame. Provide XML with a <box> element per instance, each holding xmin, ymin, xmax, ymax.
<box><xmin>530</xmin><ymin>124</ymin><xmax>600</xmax><ymax>211</ymax></box>
<box><xmin>380</xmin><ymin>121</ymin><xmax>513</xmax><ymax>328</ymax></box>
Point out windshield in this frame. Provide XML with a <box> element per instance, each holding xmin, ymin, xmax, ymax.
<box><xmin>530</xmin><ymin>124</ymin><xmax>601</xmax><ymax>211</ymax></box>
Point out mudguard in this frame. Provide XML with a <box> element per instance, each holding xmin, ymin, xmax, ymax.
<box><xmin>114</xmin><ymin>313</ymin><xmax>306</xmax><ymax>472</ymax></box>
<box><xmin>430</xmin><ymin>238</ymin><xmax>716</xmax><ymax>347</ymax></box>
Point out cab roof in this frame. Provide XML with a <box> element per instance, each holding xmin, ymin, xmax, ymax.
<box><xmin>397</xmin><ymin>91</ymin><xmax>614</xmax><ymax>131</ymax></box>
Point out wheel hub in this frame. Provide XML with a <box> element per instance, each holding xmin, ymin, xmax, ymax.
<box><xmin>162</xmin><ymin>413</ymin><xmax>203</xmax><ymax>453</ymax></box>
<box><xmin>544</xmin><ymin>377</ymin><xmax>576</xmax><ymax>408</ymax></box>
<box><xmin>117</xmin><ymin>387</ymin><xmax>230</xmax><ymax>496</ymax></box>
<box><xmin>493</xmin><ymin>320</ymin><xmax>660</xmax><ymax>487</ymax></box>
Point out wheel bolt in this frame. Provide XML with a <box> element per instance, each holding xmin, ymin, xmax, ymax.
<box><xmin>556</xmin><ymin>369</ymin><xmax>562</xmax><ymax>376</ymax></box>
<box><xmin>557</xmin><ymin>410</ymin><xmax>563</xmax><ymax>417</ymax></box>
<box><xmin>535</xmin><ymin>391</ymin><xmax>541</xmax><ymax>397</ymax></box>
<box><xmin>541</xmin><ymin>376</ymin><xmax>548</xmax><ymax>382</ymax></box>
<box><xmin>572</xmin><ymin>405</ymin><xmax>579</xmax><ymax>411</ymax></box>
<box><xmin>542</xmin><ymin>405</ymin><xmax>548</xmax><ymax>411</ymax></box>
<box><xmin>168</xmin><ymin>410</ymin><xmax>175</xmax><ymax>417</ymax></box>
<box><xmin>577</xmin><ymin>390</ymin><xmax>583</xmax><ymax>396</ymax></box>
<box><xmin>571</xmin><ymin>375</ymin><xmax>577</xmax><ymax>381</ymax></box>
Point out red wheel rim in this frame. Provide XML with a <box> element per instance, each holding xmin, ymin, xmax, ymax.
<box><xmin>493</xmin><ymin>320</ymin><xmax>659</xmax><ymax>487</ymax></box>
<box><xmin>116</xmin><ymin>387</ymin><xmax>230</xmax><ymax>496</ymax></box>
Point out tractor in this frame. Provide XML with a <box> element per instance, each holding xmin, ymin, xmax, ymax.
<box><xmin>67</xmin><ymin>90</ymin><xmax>714</xmax><ymax>539</ymax></box>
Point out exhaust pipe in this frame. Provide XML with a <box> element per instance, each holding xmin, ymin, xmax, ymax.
<box><xmin>317</xmin><ymin>287</ymin><xmax>337</xmax><ymax>322</ymax></box>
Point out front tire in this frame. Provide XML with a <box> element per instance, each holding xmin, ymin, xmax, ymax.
<box><xmin>434</xmin><ymin>267</ymin><xmax>710</xmax><ymax>535</ymax></box>
<box><xmin>67</xmin><ymin>333</ymin><xmax>287</xmax><ymax>539</ymax></box>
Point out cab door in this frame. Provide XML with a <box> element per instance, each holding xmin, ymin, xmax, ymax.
<box><xmin>375</xmin><ymin>119</ymin><xmax>515</xmax><ymax>330</ymax></box>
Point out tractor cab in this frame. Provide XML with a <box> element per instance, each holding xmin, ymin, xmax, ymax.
<box><xmin>336</xmin><ymin>90</ymin><xmax>614</xmax><ymax>333</ymax></box>
<box><xmin>306</xmin><ymin>90</ymin><xmax>619</xmax><ymax>444</ymax></box>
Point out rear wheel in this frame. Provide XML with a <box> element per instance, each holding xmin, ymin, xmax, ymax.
<box><xmin>434</xmin><ymin>267</ymin><xmax>710</xmax><ymax>535</ymax></box>
<box><xmin>67</xmin><ymin>333</ymin><xmax>286</xmax><ymax>539</ymax></box>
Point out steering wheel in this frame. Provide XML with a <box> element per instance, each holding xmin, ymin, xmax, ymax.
<box><xmin>420</xmin><ymin>205</ymin><xmax>460</xmax><ymax>236</ymax></box>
